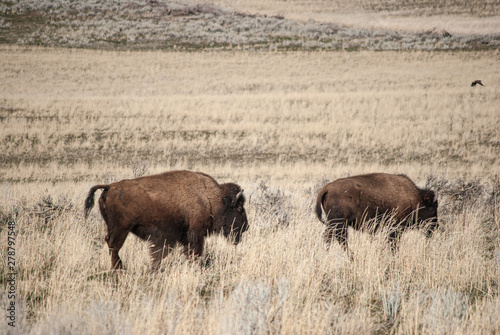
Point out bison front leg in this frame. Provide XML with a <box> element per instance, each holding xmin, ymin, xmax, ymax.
<box><xmin>149</xmin><ymin>237</ymin><xmax>177</xmax><ymax>272</ymax></box>
<box><xmin>183</xmin><ymin>229</ymin><xmax>205</xmax><ymax>259</ymax></box>
<box><xmin>388</xmin><ymin>230</ymin><xmax>402</xmax><ymax>252</ymax></box>
<box><xmin>150</xmin><ymin>245</ymin><xmax>167</xmax><ymax>272</ymax></box>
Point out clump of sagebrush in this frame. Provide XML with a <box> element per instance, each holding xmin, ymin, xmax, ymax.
<box><xmin>31</xmin><ymin>194</ymin><xmax>73</xmax><ymax>224</ymax></box>
<box><xmin>251</xmin><ymin>181</ymin><xmax>292</xmax><ymax>227</ymax></box>
<box><xmin>381</xmin><ymin>281</ymin><xmax>402</xmax><ymax>325</ymax></box>
<box><xmin>425</xmin><ymin>175</ymin><xmax>500</xmax><ymax>257</ymax></box>
<box><xmin>422</xmin><ymin>290</ymin><xmax>470</xmax><ymax>334</ymax></box>
<box><xmin>309</xmin><ymin>176</ymin><xmax>331</xmax><ymax>196</ymax></box>
<box><xmin>426</xmin><ymin>175</ymin><xmax>499</xmax><ymax>214</ymax></box>
<box><xmin>130</xmin><ymin>160</ymin><xmax>149</xmax><ymax>178</ymax></box>
<box><xmin>0</xmin><ymin>207</ymin><xmax>17</xmax><ymax>231</ymax></box>
<box><xmin>220</xmin><ymin>280</ymin><xmax>271</xmax><ymax>334</ymax></box>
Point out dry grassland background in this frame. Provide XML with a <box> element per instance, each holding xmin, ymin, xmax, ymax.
<box><xmin>1</xmin><ymin>0</ymin><xmax>500</xmax><ymax>50</ymax></box>
<box><xmin>1</xmin><ymin>0</ymin><xmax>500</xmax><ymax>334</ymax></box>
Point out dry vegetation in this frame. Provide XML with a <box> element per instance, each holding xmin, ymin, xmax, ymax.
<box><xmin>1</xmin><ymin>0</ymin><xmax>500</xmax><ymax>334</ymax></box>
<box><xmin>194</xmin><ymin>0</ymin><xmax>500</xmax><ymax>35</ymax></box>
<box><xmin>1</xmin><ymin>45</ymin><xmax>499</xmax><ymax>334</ymax></box>
<box><xmin>1</xmin><ymin>0</ymin><xmax>499</xmax><ymax>51</ymax></box>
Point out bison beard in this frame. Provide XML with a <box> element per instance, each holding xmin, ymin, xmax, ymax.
<box><xmin>84</xmin><ymin>170</ymin><xmax>248</xmax><ymax>271</ymax></box>
<box><xmin>316</xmin><ymin>173</ymin><xmax>438</xmax><ymax>254</ymax></box>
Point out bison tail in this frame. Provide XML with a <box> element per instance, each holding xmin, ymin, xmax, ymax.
<box><xmin>84</xmin><ymin>185</ymin><xmax>109</xmax><ymax>220</ymax></box>
<box><xmin>315</xmin><ymin>191</ymin><xmax>328</xmax><ymax>223</ymax></box>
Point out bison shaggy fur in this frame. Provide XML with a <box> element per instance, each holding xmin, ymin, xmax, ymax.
<box><xmin>84</xmin><ymin>170</ymin><xmax>248</xmax><ymax>271</ymax></box>
<box><xmin>315</xmin><ymin>173</ymin><xmax>438</xmax><ymax>252</ymax></box>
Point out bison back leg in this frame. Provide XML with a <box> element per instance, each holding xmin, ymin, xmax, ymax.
<box><xmin>324</xmin><ymin>221</ymin><xmax>355</xmax><ymax>260</ymax></box>
<box><xmin>98</xmin><ymin>194</ymin><xmax>133</xmax><ymax>270</ymax></box>
<box><xmin>324</xmin><ymin>221</ymin><xmax>349</xmax><ymax>250</ymax></box>
<box><xmin>105</xmin><ymin>228</ymin><xmax>130</xmax><ymax>270</ymax></box>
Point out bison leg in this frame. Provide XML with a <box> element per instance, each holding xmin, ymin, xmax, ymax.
<box><xmin>183</xmin><ymin>229</ymin><xmax>205</xmax><ymax>259</ymax></box>
<box><xmin>150</xmin><ymin>245</ymin><xmax>168</xmax><ymax>272</ymax></box>
<box><xmin>183</xmin><ymin>240</ymin><xmax>204</xmax><ymax>258</ymax></box>
<box><xmin>388</xmin><ymin>230</ymin><xmax>401</xmax><ymax>252</ymax></box>
<box><xmin>149</xmin><ymin>237</ymin><xmax>177</xmax><ymax>272</ymax></box>
<box><xmin>106</xmin><ymin>229</ymin><xmax>129</xmax><ymax>270</ymax></box>
<box><xmin>323</xmin><ymin>226</ymin><xmax>336</xmax><ymax>245</ymax></box>
<box><xmin>324</xmin><ymin>224</ymin><xmax>354</xmax><ymax>260</ymax></box>
<box><xmin>324</xmin><ymin>222</ymin><xmax>349</xmax><ymax>251</ymax></box>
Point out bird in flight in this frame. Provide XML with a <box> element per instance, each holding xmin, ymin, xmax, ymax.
<box><xmin>471</xmin><ymin>80</ymin><xmax>484</xmax><ymax>87</ymax></box>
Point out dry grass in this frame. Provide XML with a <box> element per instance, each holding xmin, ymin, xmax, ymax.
<box><xmin>0</xmin><ymin>46</ymin><xmax>499</xmax><ymax>334</ymax></box>
<box><xmin>2</xmin><ymin>0</ymin><xmax>499</xmax><ymax>51</ymax></box>
<box><xmin>189</xmin><ymin>0</ymin><xmax>500</xmax><ymax>34</ymax></box>
<box><xmin>193</xmin><ymin>0</ymin><xmax>500</xmax><ymax>16</ymax></box>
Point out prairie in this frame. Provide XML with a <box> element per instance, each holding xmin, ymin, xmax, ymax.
<box><xmin>192</xmin><ymin>0</ymin><xmax>500</xmax><ymax>34</ymax></box>
<box><xmin>2</xmin><ymin>0</ymin><xmax>499</xmax><ymax>51</ymax></box>
<box><xmin>1</xmin><ymin>45</ymin><xmax>499</xmax><ymax>334</ymax></box>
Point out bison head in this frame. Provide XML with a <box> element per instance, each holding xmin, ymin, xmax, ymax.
<box><xmin>219</xmin><ymin>183</ymin><xmax>248</xmax><ymax>244</ymax></box>
<box><xmin>418</xmin><ymin>189</ymin><xmax>439</xmax><ymax>237</ymax></box>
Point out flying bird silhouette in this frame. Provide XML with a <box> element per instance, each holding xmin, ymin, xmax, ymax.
<box><xmin>471</xmin><ymin>80</ymin><xmax>484</xmax><ymax>87</ymax></box>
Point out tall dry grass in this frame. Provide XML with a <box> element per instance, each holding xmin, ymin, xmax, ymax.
<box><xmin>0</xmin><ymin>46</ymin><xmax>499</xmax><ymax>334</ymax></box>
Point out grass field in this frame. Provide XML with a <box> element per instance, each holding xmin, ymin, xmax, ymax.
<box><xmin>191</xmin><ymin>0</ymin><xmax>500</xmax><ymax>33</ymax></box>
<box><xmin>1</xmin><ymin>43</ymin><xmax>500</xmax><ymax>334</ymax></box>
<box><xmin>2</xmin><ymin>0</ymin><xmax>499</xmax><ymax>51</ymax></box>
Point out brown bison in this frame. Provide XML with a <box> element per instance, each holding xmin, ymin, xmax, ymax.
<box><xmin>84</xmin><ymin>170</ymin><xmax>248</xmax><ymax>271</ymax></box>
<box><xmin>316</xmin><ymin>173</ymin><xmax>438</xmax><ymax>252</ymax></box>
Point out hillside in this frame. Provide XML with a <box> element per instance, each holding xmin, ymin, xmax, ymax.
<box><xmin>1</xmin><ymin>0</ymin><xmax>499</xmax><ymax>51</ymax></box>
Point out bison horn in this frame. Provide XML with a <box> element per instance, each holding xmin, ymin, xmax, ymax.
<box><xmin>236</xmin><ymin>189</ymin><xmax>244</xmax><ymax>200</ymax></box>
<box><xmin>232</xmin><ymin>189</ymin><xmax>244</xmax><ymax>206</ymax></box>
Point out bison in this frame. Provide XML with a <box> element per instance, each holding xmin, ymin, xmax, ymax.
<box><xmin>315</xmin><ymin>173</ymin><xmax>438</xmax><ymax>252</ymax></box>
<box><xmin>84</xmin><ymin>170</ymin><xmax>248</xmax><ymax>271</ymax></box>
